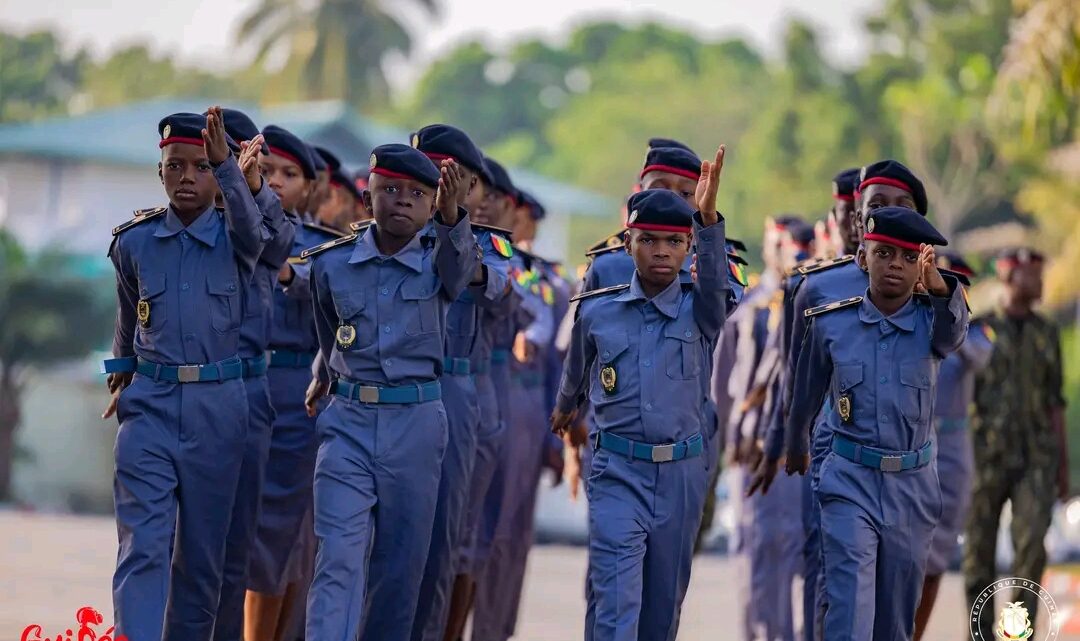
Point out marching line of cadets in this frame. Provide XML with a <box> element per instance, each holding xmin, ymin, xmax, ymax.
<box><xmin>99</xmin><ymin>106</ymin><xmax>1061</xmax><ymax>641</ymax></box>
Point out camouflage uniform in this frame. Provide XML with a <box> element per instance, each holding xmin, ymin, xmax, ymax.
<box><xmin>963</xmin><ymin>309</ymin><xmax>1065</xmax><ymax>638</ymax></box>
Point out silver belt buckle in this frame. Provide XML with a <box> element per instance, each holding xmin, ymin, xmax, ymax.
<box><xmin>651</xmin><ymin>443</ymin><xmax>675</xmax><ymax>463</ymax></box>
<box><xmin>358</xmin><ymin>386</ymin><xmax>380</xmax><ymax>404</ymax></box>
<box><xmin>176</xmin><ymin>365</ymin><xmax>200</xmax><ymax>383</ymax></box>
<box><xmin>879</xmin><ymin>455</ymin><xmax>903</xmax><ymax>472</ymax></box>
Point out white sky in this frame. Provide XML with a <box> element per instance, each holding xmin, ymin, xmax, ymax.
<box><xmin>1</xmin><ymin>0</ymin><xmax>880</xmax><ymax>90</ymax></box>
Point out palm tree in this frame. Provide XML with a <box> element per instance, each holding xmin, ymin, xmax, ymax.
<box><xmin>0</xmin><ymin>231</ymin><xmax>113</xmax><ymax>500</ymax></box>
<box><xmin>237</xmin><ymin>0</ymin><xmax>440</xmax><ymax>108</ymax></box>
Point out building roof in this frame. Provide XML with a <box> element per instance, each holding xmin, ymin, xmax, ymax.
<box><xmin>0</xmin><ymin>98</ymin><xmax>614</xmax><ymax>216</ymax></box>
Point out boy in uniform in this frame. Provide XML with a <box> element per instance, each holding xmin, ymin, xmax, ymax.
<box><xmin>553</xmin><ymin>145</ymin><xmax>728</xmax><ymax>641</ymax></box>
<box><xmin>103</xmin><ymin>109</ymin><xmax>266</xmax><ymax>641</ymax></box>
<box><xmin>785</xmin><ymin>206</ymin><xmax>968</xmax><ymax>640</ymax></box>
<box><xmin>302</xmin><ymin>144</ymin><xmax>478</xmax><ymax>641</ymax></box>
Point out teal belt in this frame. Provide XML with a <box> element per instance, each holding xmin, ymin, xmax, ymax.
<box><xmin>242</xmin><ymin>354</ymin><xmax>268</xmax><ymax>378</ymax></box>
<box><xmin>512</xmin><ymin>371</ymin><xmax>544</xmax><ymax>388</ymax></box>
<box><xmin>491</xmin><ymin>349</ymin><xmax>510</xmax><ymax>365</ymax></box>
<box><xmin>269</xmin><ymin>350</ymin><xmax>316</xmax><ymax>368</ymax></box>
<box><xmin>595</xmin><ymin>431</ymin><xmax>703</xmax><ymax>463</ymax></box>
<box><xmin>330</xmin><ymin>379</ymin><xmax>442</xmax><ymax>404</ymax></box>
<box><xmin>831</xmin><ymin>435</ymin><xmax>933</xmax><ymax>473</ymax></box>
<box><xmin>443</xmin><ymin>357</ymin><xmax>471</xmax><ymax>376</ymax></box>
<box><xmin>102</xmin><ymin>356</ymin><xmax>243</xmax><ymax>383</ymax></box>
<box><xmin>935</xmin><ymin>417</ymin><xmax>968</xmax><ymax>433</ymax></box>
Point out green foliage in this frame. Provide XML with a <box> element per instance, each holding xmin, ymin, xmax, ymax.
<box><xmin>0</xmin><ymin>30</ymin><xmax>86</xmax><ymax>122</ymax></box>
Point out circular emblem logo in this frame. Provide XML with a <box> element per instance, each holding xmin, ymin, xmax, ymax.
<box><xmin>336</xmin><ymin>324</ymin><xmax>357</xmax><ymax>349</ymax></box>
<box><xmin>162</xmin><ymin>124</ymin><xmax>171</xmax><ymax>139</ymax></box>
<box><xmin>369</xmin><ymin>153</ymin><xmax>378</xmax><ymax>170</ymax></box>
<box><xmin>411</xmin><ymin>133</ymin><xmax>420</xmax><ymax>148</ymax></box>
<box><xmin>969</xmin><ymin>578</ymin><xmax>1060</xmax><ymax>640</ymax></box>
<box><xmin>627</xmin><ymin>210</ymin><xmax>639</xmax><ymax>225</ymax></box>
<box><xmin>866</xmin><ymin>217</ymin><xmax>875</xmax><ymax>233</ymax></box>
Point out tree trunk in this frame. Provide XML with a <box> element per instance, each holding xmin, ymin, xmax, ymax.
<box><xmin>0</xmin><ymin>364</ymin><xmax>23</xmax><ymax>502</ymax></box>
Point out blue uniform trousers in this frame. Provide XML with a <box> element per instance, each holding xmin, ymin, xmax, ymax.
<box><xmin>413</xmin><ymin>372</ymin><xmax>480</xmax><ymax>641</ymax></box>
<box><xmin>306</xmin><ymin>396</ymin><xmax>449</xmax><ymax>641</ymax></box>
<box><xmin>248</xmin><ymin>364</ymin><xmax>318</xmax><ymax>594</ymax></box>
<box><xmin>457</xmin><ymin>373</ymin><xmax>505</xmax><ymax>575</ymax></box>
<box><xmin>816</xmin><ymin>451</ymin><xmax>940</xmax><ymax>641</ymax></box>
<box><xmin>113</xmin><ymin>375</ymin><xmax>248</xmax><ymax>641</ymax></box>
<box><xmin>214</xmin><ymin>374</ymin><xmax>275</xmax><ymax>641</ymax></box>
<box><xmin>585</xmin><ymin>448</ymin><xmax>709</xmax><ymax>641</ymax></box>
<box><xmin>925</xmin><ymin>426</ymin><xmax>972</xmax><ymax>575</ymax></box>
<box><xmin>472</xmin><ymin>358</ymin><xmax>512</xmax><ymax>585</ymax></box>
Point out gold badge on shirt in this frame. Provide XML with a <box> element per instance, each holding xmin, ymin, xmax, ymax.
<box><xmin>137</xmin><ymin>300</ymin><xmax>151</xmax><ymax>328</ymax></box>
<box><xmin>838</xmin><ymin>394</ymin><xmax>852</xmax><ymax>423</ymax></box>
<box><xmin>336</xmin><ymin>324</ymin><xmax>357</xmax><ymax>350</ymax></box>
<box><xmin>600</xmin><ymin>366</ymin><xmax>617</xmax><ymax>394</ymax></box>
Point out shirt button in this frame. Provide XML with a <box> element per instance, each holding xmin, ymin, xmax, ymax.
<box><xmin>603</xmin><ymin>351</ymin><xmax>611</xmax><ymax>359</ymax></box>
<box><xmin>384</xmin><ymin>326</ymin><xmax>391</xmax><ymax>334</ymax></box>
<box><xmin>684</xmin><ymin>330</ymin><xmax>692</xmax><ymax>338</ymax></box>
<box><xmin>646</xmin><ymin>325</ymin><xmax>654</xmax><ymax>332</ymax></box>
<box><xmin>181</xmin><ymin>232</ymin><xmax>189</xmax><ymax>239</ymax></box>
<box><xmin>922</xmin><ymin>376</ymin><xmax>929</xmax><ymax>385</ymax></box>
<box><xmin>645</xmin><ymin>403</ymin><xmax>653</xmax><ymax>411</ymax></box>
<box><xmin>644</xmin><ymin>360</ymin><xmax>652</xmax><ymax>367</ymax></box>
<box><xmin>879</xmin><ymin>343</ymin><xmax>888</xmax><ymax>351</ymax></box>
<box><xmin>181</xmin><ymin>283</ymin><xmax>190</xmax><ymax>291</ymax></box>
<box><xmin>879</xmin><ymin>376</ymin><xmax>887</xmax><ymax>384</ymax></box>
<box><xmin>880</xmin><ymin>414</ymin><xmax>889</xmax><ymax>422</ymax></box>
<box><xmin>381</xmin><ymin>288</ymin><xmax>389</xmax><ymax>296</ymax></box>
<box><xmin>184</xmin><ymin>334</ymin><xmax>194</xmax><ymax>341</ymax></box>
<box><xmin>385</xmin><ymin>359</ymin><xmax>393</xmax><ymax>367</ymax></box>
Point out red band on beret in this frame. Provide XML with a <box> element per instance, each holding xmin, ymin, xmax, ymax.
<box><xmin>640</xmin><ymin>164</ymin><xmax>701</xmax><ymax>181</ymax></box>
<box><xmin>863</xmin><ymin>233</ymin><xmax>924</xmax><ymax>251</ymax></box>
<box><xmin>159</xmin><ymin>136</ymin><xmax>205</xmax><ymax>149</ymax></box>
<box><xmin>858</xmin><ymin>176</ymin><xmax>912</xmax><ymax>195</ymax></box>
<box><xmin>268</xmin><ymin>146</ymin><xmax>305</xmax><ymax>170</ymax></box>
<box><xmin>627</xmin><ymin>222</ymin><xmax>693</xmax><ymax>233</ymax></box>
<box><xmin>833</xmin><ymin>194</ymin><xmax>855</xmax><ymax>202</ymax></box>
<box><xmin>371</xmin><ymin>167</ymin><xmax>433</xmax><ymax>186</ymax></box>
<box><xmin>949</xmin><ymin>265</ymin><xmax>975</xmax><ymax>277</ymax></box>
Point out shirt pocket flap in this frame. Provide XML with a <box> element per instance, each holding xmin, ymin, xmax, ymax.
<box><xmin>835</xmin><ymin>363</ymin><xmax>864</xmax><ymax>392</ymax></box>
<box><xmin>595</xmin><ymin>331</ymin><xmax>629</xmax><ymax>363</ymax></box>
<box><xmin>664</xmin><ymin>324</ymin><xmax>701</xmax><ymax>343</ymax></box>
<box><xmin>206</xmin><ymin>275</ymin><xmax>239</xmax><ymax>297</ymax></box>
<box><xmin>139</xmin><ymin>273</ymin><xmax>167</xmax><ymax>299</ymax></box>
<box><xmin>900</xmin><ymin>359</ymin><xmax>932</xmax><ymax>390</ymax></box>
<box><xmin>333</xmin><ymin>289</ymin><xmax>366</xmax><ymax>319</ymax></box>
<box><xmin>400</xmin><ymin>275</ymin><xmax>440</xmax><ymax>301</ymax></box>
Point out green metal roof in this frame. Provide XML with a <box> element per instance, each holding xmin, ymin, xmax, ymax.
<box><xmin>0</xmin><ymin>98</ymin><xmax>614</xmax><ymax>215</ymax></box>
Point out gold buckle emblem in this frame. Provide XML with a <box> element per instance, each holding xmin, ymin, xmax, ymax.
<box><xmin>336</xmin><ymin>324</ymin><xmax>357</xmax><ymax>349</ymax></box>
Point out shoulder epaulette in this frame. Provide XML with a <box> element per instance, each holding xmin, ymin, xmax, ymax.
<box><xmin>727</xmin><ymin>237</ymin><xmax>747</xmax><ymax>253</ymax></box>
<box><xmin>586</xmin><ymin>231</ymin><xmax>625</xmax><ymax>254</ymax></box>
<box><xmin>471</xmin><ymin>223</ymin><xmax>513</xmax><ymax>239</ymax></box>
<box><xmin>570</xmin><ymin>283</ymin><xmax>630</xmax><ymax>303</ymax></box>
<box><xmin>348</xmin><ymin>219</ymin><xmax>375</xmax><ymax>233</ymax></box>
<box><xmin>797</xmin><ymin>255</ymin><xmax>854</xmax><ymax>276</ymax></box>
<box><xmin>300</xmin><ymin>233</ymin><xmax>358</xmax><ymax>260</ymax></box>
<box><xmin>585</xmin><ymin>242</ymin><xmax>625</xmax><ymax>259</ymax></box>
<box><xmin>112</xmin><ymin>207</ymin><xmax>166</xmax><ymax>236</ymax></box>
<box><xmin>805</xmin><ymin>296</ymin><xmax>862</xmax><ymax>318</ymax></box>
<box><xmin>728</xmin><ymin>252</ymin><xmax>748</xmax><ymax>266</ymax></box>
<box><xmin>303</xmin><ymin>221</ymin><xmax>347</xmax><ymax>238</ymax></box>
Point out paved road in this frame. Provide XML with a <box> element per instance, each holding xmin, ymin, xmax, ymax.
<box><xmin>0</xmin><ymin>510</ymin><xmax>1000</xmax><ymax>640</ymax></box>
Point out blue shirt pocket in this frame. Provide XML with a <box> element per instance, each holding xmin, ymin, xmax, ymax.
<box><xmin>137</xmin><ymin>272</ymin><xmax>167</xmax><ymax>335</ymax></box>
<box><xmin>207</xmin><ymin>275</ymin><xmax>240</xmax><ymax>333</ymax></box>
<box><xmin>899</xmin><ymin>358</ymin><xmax>932</xmax><ymax>424</ymax></box>
<box><xmin>400</xmin><ymin>274</ymin><xmax>441</xmax><ymax>336</ymax></box>
<box><xmin>663</xmin><ymin>324</ymin><xmax>702</xmax><ymax>380</ymax></box>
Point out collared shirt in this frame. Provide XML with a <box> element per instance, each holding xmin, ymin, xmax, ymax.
<box><xmin>311</xmin><ymin>213</ymin><xmax>477</xmax><ymax>386</ymax></box>
<box><xmin>438</xmin><ymin>227</ymin><xmax>510</xmax><ymax>361</ymax></box>
<box><xmin>268</xmin><ymin>219</ymin><xmax>340</xmax><ymax>353</ymax></box>
<box><xmin>786</xmin><ymin>286</ymin><xmax>968</xmax><ymax>458</ymax></box>
<box><xmin>110</xmin><ymin>160</ymin><xmax>266</xmax><ymax>366</ymax></box>
<box><xmin>557</xmin><ymin>217</ymin><xmax>727</xmax><ymax>443</ymax></box>
<box><xmin>935</xmin><ymin>322</ymin><xmax>994</xmax><ymax>420</ymax></box>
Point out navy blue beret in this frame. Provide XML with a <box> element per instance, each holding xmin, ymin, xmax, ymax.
<box><xmin>936</xmin><ymin>250</ymin><xmax>976</xmax><ymax>278</ymax></box>
<box><xmin>329</xmin><ymin>167</ymin><xmax>362</xmax><ymax>200</ymax></box>
<box><xmin>832</xmin><ymin>167</ymin><xmax>860</xmax><ymax>201</ymax></box>
<box><xmin>641</xmin><ymin>147</ymin><xmax>702</xmax><ymax>181</ymax></box>
<box><xmin>648</xmin><ymin>137</ymin><xmax>694</xmax><ymax>154</ymax></box>
<box><xmin>517</xmin><ymin>189</ymin><xmax>545</xmax><ymax>220</ymax></box>
<box><xmin>859</xmin><ymin>160</ymin><xmax>927</xmax><ymax>215</ymax></box>
<box><xmin>314</xmin><ymin>146</ymin><xmax>342</xmax><ymax>172</ymax></box>
<box><xmin>368</xmin><ymin>143</ymin><xmax>440</xmax><ymax>189</ymax></box>
<box><xmin>412</xmin><ymin>124</ymin><xmax>488</xmax><ymax>183</ymax></box>
<box><xmin>864</xmin><ymin>206</ymin><xmax>946</xmax><ymax>250</ymax></box>
<box><xmin>786</xmin><ymin>220</ymin><xmax>816</xmax><ymax>246</ymax></box>
<box><xmin>214</xmin><ymin>108</ymin><xmax>268</xmax><ymax>154</ymax></box>
<box><xmin>625</xmin><ymin>189</ymin><xmax>694</xmax><ymax>232</ymax></box>
<box><xmin>158</xmin><ymin>113</ymin><xmax>239</xmax><ymax>153</ymax></box>
<box><xmin>482</xmin><ymin>156</ymin><xmax>516</xmax><ymax>199</ymax></box>
<box><xmin>307</xmin><ymin>143</ymin><xmax>327</xmax><ymax>172</ymax></box>
<box><xmin>262</xmin><ymin>125</ymin><xmax>317</xmax><ymax>180</ymax></box>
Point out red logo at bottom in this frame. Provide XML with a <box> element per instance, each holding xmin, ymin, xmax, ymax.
<box><xmin>20</xmin><ymin>607</ymin><xmax>127</xmax><ymax>641</ymax></box>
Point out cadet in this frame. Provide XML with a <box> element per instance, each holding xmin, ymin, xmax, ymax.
<box><xmin>785</xmin><ymin>206</ymin><xmax>967</xmax><ymax>641</ymax></box>
<box><xmin>749</xmin><ymin>160</ymin><xmax>929</xmax><ymax>641</ymax></box>
<box><xmin>912</xmin><ymin>253</ymin><xmax>992</xmax><ymax>641</ymax></box>
<box><xmin>245</xmin><ymin>125</ymin><xmax>342</xmax><ymax>641</ymax></box>
<box><xmin>405</xmin><ymin>124</ymin><xmax>511</xmax><ymax>641</ymax></box>
<box><xmin>210</xmin><ymin>109</ymin><xmax>298</xmax><ymax>641</ymax></box>
<box><xmin>553</xmin><ymin>147</ymin><xmax>728</xmax><ymax>640</ymax></box>
<box><xmin>828</xmin><ymin>168</ymin><xmax>861</xmax><ymax>257</ymax></box>
<box><xmin>964</xmin><ymin>248</ymin><xmax>1067</xmax><ymax>639</ymax></box>
<box><xmin>470</xmin><ymin>159</ymin><xmax>556</xmax><ymax>641</ymax></box>
<box><xmin>302</xmin><ymin>143</ymin><xmax>332</xmax><ymax>218</ymax></box>
<box><xmin>102</xmin><ymin>109</ymin><xmax>266</xmax><ymax>641</ymax></box>
<box><xmin>302</xmin><ymin>144</ymin><xmax>478</xmax><ymax>641</ymax></box>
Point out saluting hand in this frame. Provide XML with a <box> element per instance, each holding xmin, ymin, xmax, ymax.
<box><xmin>202</xmin><ymin>106</ymin><xmax>230</xmax><ymax>166</ymax></box>
<box><xmin>239</xmin><ymin>135</ymin><xmax>265</xmax><ymax>194</ymax></box>
<box><xmin>436</xmin><ymin>159</ymin><xmax>465</xmax><ymax>225</ymax></box>
<box><xmin>695</xmin><ymin>145</ymin><xmax>726</xmax><ymax>226</ymax></box>
<box><xmin>918</xmin><ymin>244</ymin><xmax>949</xmax><ymax>296</ymax></box>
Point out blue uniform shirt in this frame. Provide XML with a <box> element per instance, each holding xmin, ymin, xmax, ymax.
<box><xmin>935</xmin><ymin>322</ymin><xmax>994</xmax><ymax>420</ymax></box>
<box><xmin>238</xmin><ymin>179</ymin><xmax>296</xmax><ymax>359</ymax></box>
<box><xmin>310</xmin><ymin>213</ymin><xmax>478</xmax><ymax>385</ymax></box>
<box><xmin>785</xmin><ymin>284</ymin><xmax>969</xmax><ymax>459</ymax></box>
<box><xmin>557</xmin><ymin>217</ymin><xmax>727</xmax><ymax>443</ymax></box>
<box><xmin>269</xmin><ymin>220</ymin><xmax>340</xmax><ymax>353</ymax></box>
<box><xmin>110</xmin><ymin>158</ymin><xmax>266</xmax><ymax>364</ymax></box>
<box><xmin>438</xmin><ymin>228</ymin><xmax>511</xmax><ymax>361</ymax></box>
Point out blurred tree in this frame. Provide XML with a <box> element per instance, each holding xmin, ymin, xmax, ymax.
<box><xmin>237</xmin><ymin>0</ymin><xmax>439</xmax><ymax>108</ymax></box>
<box><xmin>0</xmin><ymin>232</ymin><xmax>113</xmax><ymax>500</ymax></box>
<box><xmin>0</xmin><ymin>30</ymin><xmax>86</xmax><ymax>122</ymax></box>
